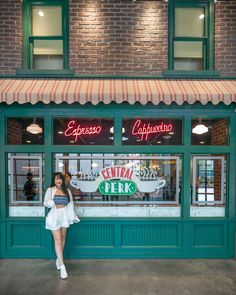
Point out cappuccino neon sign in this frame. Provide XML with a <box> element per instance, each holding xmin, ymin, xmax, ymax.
<box><xmin>131</xmin><ymin>119</ymin><xmax>173</xmax><ymax>141</ymax></box>
<box><xmin>64</xmin><ymin>120</ymin><xmax>102</xmax><ymax>142</ymax></box>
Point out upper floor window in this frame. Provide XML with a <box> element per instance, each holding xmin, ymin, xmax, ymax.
<box><xmin>168</xmin><ymin>0</ymin><xmax>214</xmax><ymax>71</ymax></box>
<box><xmin>23</xmin><ymin>0</ymin><xmax>69</xmax><ymax>70</ymax></box>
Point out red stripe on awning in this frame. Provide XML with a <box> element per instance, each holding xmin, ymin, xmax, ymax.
<box><xmin>0</xmin><ymin>78</ymin><xmax>235</xmax><ymax>105</ymax></box>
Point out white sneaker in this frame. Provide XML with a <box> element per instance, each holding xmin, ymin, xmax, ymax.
<box><xmin>56</xmin><ymin>259</ymin><xmax>60</xmax><ymax>271</ymax></box>
<box><xmin>60</xmin><ymin>264</ymin><xmax>68</xmax><ymax>279</ymax></box>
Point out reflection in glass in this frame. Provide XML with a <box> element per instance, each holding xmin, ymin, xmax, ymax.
<box><xmin>175</xmin><ymin>7</ymin><xmax>205</xmax><ymax>37</ymax></box>
<box><xmin>32</xmin><ymin>6</ymin><xmax>62</xmax><ymax>36</ymax></box>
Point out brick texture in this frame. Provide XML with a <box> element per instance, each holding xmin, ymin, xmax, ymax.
<box><xmin>0</xmin><ymin>0</ymin><xmax>235</xmax><ymax>76</ymax></box>
<box><xmin>215</xmin><ymin>0</ymin><xmax>236</xmax><ymax>77</ymax></box>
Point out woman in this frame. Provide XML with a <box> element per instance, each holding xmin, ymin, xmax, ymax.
<box><xmin>44</xmin><ymin>172</ymin><xmax>80</xmax><ymax>279</ymax></box>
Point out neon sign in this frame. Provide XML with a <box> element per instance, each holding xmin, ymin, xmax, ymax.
<box><xmin>64</xmin><ymin>120</ymin><xmax>102</xmax><ymax>142</ymax></box>
<box><xmin>132</xmin><ymin>119</ymin><xmax>173</xmax><ymax>141</ymax></box>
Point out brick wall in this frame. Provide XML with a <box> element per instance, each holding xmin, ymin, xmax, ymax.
<box><xmin>211</xmin><ymin>119</ymin><xmax>227</xmax><ymax>200</ymax></box>
<box><xmin>215</xmin><ymin>0</ymin><xmax>236</xmax><ymax>77</ymax></box>
<box><xmin>8</xmin><ymin>118</ymin><xmax>22</xmax><ymax>144</ymax></box>
<box><xmin>0</xmin><ymin>0</ymin><xmax>235</xmax><ymax>76</ymax></box>
<box><xmin>69</xmin><ymin>0</ymin><xmax>168</xmax><ymax>75</ymax></box>
<box><xmin>0</xmin><ymin>0</ymin><xmax>22</xmax><ymax>75</ymax></box>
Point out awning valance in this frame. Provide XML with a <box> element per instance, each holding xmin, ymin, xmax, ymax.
<box><xmin>0</xmin><ymin>78</ymin><xmax>235</xmax><ymax>105</ymax></box>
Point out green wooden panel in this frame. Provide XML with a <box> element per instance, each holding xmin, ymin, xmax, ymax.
<box><xmin>8</xmin><ymin>223</ymin><xmax>42</xmax><ymax>247</ymax></box>
<box><xmin>66</xmin><ymin>223</ymin><xmax>114</xmax><ymax>247</ymax></box>
<box><xmin>193</xmin><ymin>223</ymin><xmax>225</xmax><ymax>248</ymax></box>
<box><xmin>121</xmin><ymin>224</ymin><xmax>180</xmax><ymax>248</ymax></box>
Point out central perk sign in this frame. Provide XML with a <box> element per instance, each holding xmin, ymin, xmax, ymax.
<box><xmin>99</xmin><ymin>166</ymin><xmax>137</xmax><ymax>195</ymax></box>
<box><xmin>70</xmin><ymin>165</ymin><xmax>167</xmax><ymax>195</ymax></box>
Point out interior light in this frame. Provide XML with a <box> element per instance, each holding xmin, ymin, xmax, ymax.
<box><xmin>26</xmin><ymin>119</ymin><xmax>43</xmax><ymax>134</ymax></box>
<box><xmin>199</xmin><ymin>14</ymin><xmax>205</xmax><ymax>19</ymax></box>
<box><xmin>26</xmin><ymin>140</ymin><xmax>31</xmax><ymax>143</ymax></box>
<box><xmin>58</xmin><ymin>131</ymin><xmax>63</xmax><ymax>134</ymax></box>
<box><xmin>38</xmin><ymin>11</ymin><xmax>44</xmax><ymax>17</ymax></box>
<box><xmin>91</xmin><ymin>163</ymin><xmax>98</xmax><ymax>168</ymax></box>
<box><xmin>192</xmin><ymin>120</ymin><xmax>208</xmax><ymax>135</ymax></box>
<box><xmin>110</xmin><ymin>127</ymin><xmax>125</xmax><ymax>133</ymax></box>
<box><xmin>200</xmin><ymin>141</ymin><xmax>205</xmax><ymax>144</ymax></box>
<box><xmin>157</xmin><ymin>141</ymin><xmax>162</xmax><ymax>144</ymax></box>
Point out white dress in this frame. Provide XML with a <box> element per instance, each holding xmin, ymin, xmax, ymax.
<box><xmin>44</xmin><ymin>187</ymin><xmax>80</xmax><ymax>231</ymax></box>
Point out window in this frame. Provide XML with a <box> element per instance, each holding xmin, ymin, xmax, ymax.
<box><xmin>23</xmin><ymin>0</ymin><xmax>69</xmax><ymax>70</ymax></box>
<box><xmin>191</xmin><ymin>155</ymin><xmax>227</xmax><ymax>217</ymax></box>
<box><xmin>7</xmin><ymin>117</ymin><xmax>44</xmax><ymax>145</ymax></box>
<box><xmin>8</xmin><ymin>154</ymin><xmax>45</xmax><ymax>217</ymax></box>
<box><xmin>191</xmin><ymin>118</ymin><xmax>228</xmax><ymax>145</ymax></box>
<box><xmin>54</xmin><ymin>154</ymin><xmax>182</xmax><ymax>217</ymax></box>
<box><xmin>122</xmin><ymin>118</ymin><xmax>182</xmax><ymax>145</ymax></box>
<box><xmin>53</xmin><ymin>118</ymin><xmax>114</xmax><ymax>145</ymax></box>
<box><xmin>168</xmin><ymin>0</ymin><xmax>214</xmax><ymax>71</ymax></box>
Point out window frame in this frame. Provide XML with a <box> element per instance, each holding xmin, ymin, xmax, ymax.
<box><xmin>168</xmin><ymin>0</ymin><xmax>215</xmax><ymax>72</ymax></box>
<box><xmin>22</xmin><ymin>0</ymin><xmax>69</xmax><ymax>70</ymax></box>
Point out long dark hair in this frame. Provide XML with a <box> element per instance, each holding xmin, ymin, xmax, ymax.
<box><xmin>50</xmin><ymin>172</ymin><xmax>69</xmax><ymax>196</ymax></box>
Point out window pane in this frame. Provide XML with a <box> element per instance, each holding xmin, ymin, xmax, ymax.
<box><xmin>122</xmin><ymin>118</ymin><xmax>182</xmax><ymax>145</ymax></box>
<box><xmin>7</xmin><ymin>118</ymin><xmax>44</xmax><ymax>145</ymax></box>
<box><xmin>53</xmin><ymin>118</ymin><xmax>114</xmax><ymax>145</ymax></box>
<box><xmin>32</xmin><ymin>6</ymin><xmax>62</xmax><ymax>36</ymax></box>
<box><xmin>175</xmin><ymin>7</ymin><xmax>205</xmax><ymax>37</ymax></box>
<box><xmin>33</xmin><ymin>40</ymin><xmax>63</xmax><ymax>70</ymax></box>
<box><xmin>8</xmin><ymin>153</ymin><xmax>45</xmax><ymax>217</ymax></box>
<box><xmin>54</xmin><ymin>154</ymin><xmax>182</xmax><ymax>208</ymax></box>
<box><xmin>191</xmin><ymin>155</ymin><xmax>226</xmax><ymax>217</ymax></box>
<box><xmin>174</xmin><ymin>41</ymin><xmax>204</xmax><ymax>70</ymax></box>
<box><xmin>191</xmin><ymin>118</ymin><xmax>228</xmax><ymax>145</ymax></box>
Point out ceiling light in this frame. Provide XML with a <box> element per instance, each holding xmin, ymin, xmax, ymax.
<box><xmin>26</xmin><ymin>119</ymin><xmax>43</xmax><ymax>134</ymax></box>
<box><xmin>192</xmin><ymin>120</ymin><xmax>208</xmax><ymax>135</ymax></box>
<box><xmin>58</xmin><ymin>131</ymin><xmax>63</xmax><ymax>134</ymax></box>
<box><xmin>38</xmin><ymin>11</ymin><xmax>44</xmax><ymax>17</ymax></box>
<box><xmin>199</xmin><ymin>14</ymin><xmax>205</xmax><ymax>19</ymax></box>
<box><xmin>200</xmin><ymin>141</ymin><xmax>205</xmax><ymax>144</ymax></box>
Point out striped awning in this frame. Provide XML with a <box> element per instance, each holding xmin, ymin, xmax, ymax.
<box><xmin>0</xmin><ymin>78</ymin><xmax>235</xmax><ymax>105</ymax></box>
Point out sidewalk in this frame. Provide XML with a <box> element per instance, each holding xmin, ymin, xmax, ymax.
<box><xmin>0</xmin><ymin>259</ymin><xmax>236</xmax><ymax>295</ymax></box>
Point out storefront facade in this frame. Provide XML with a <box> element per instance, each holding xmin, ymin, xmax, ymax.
<box><xmin>0</xmin><ymin>0</ymin><xmax>236</xmax><ymax>259</ymax></box>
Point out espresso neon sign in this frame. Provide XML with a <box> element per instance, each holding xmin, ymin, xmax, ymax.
<box><xmin>132</xmin><ymin>119</ymin><xmax>173</xmax><ymax>141</ymax></box>
<box><xmin>64</xmin><ymin>120</ymin><xmax>102</xmax><ymax>142</ymax></box>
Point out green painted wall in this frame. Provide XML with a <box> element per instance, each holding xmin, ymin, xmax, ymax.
<box><xmin>0</xmin><ymin>102</ymin><xmax>235</xmax><ymax>258</ymax></box>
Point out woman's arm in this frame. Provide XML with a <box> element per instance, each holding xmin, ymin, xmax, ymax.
<box><xmin>43</xmin><ymin>187</ymin><xmax>55</xmax><ymax>208</ymax></box>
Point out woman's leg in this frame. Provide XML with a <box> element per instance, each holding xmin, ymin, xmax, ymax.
<box><xmin>52</xmin><ymin>229</ymin><xmax>64</xmax><ymax>266</ymax></box>
<box><xmin>61</xmin><ymin>227</ymin><xmax>67</xmax><ymax>251</ymax></box>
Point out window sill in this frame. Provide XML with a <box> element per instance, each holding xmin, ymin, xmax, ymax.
<box><xmin>162</xmin><ymin>70</ymin><xmax>221</xmax><ymax>79</ymax></box>
<box><xmin>16</xmin><ymin>69</ymin><xmax>75</xmax><ymax>78</ymax></box>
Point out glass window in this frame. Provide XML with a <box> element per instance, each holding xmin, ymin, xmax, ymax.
<box><xmin>53</xmin><ymin>118</ymin><xmax>114</xmax><ymax>145</ymax></box>
<box><xmin>8</xmin><ymin>153</ymin><xmax>45</xmax><ymax>217</ymax></box>
<box><xmin>169</xmin><ymin>1</ymin><xmax>214</xmax><ymax>71</ymax></box>
<box><xmin>23</xmin><ymin>1</ymin><xmax>68</xmax><ymax>70</ymax></box>
<box><xmin>191</xmin><ymin>155</ymin><xmax>226</xmax><ymax>217</ymax></box>
<box><xmin>7</xmin><ymin>118</ymin><xmax>44</xmax><ymax>145</ymax></box>
<box><xmin>122</xmin><ymin>118</ymin><xmax>182</xmax><ymax>145</ymax></box>
<box><xmin>191</xmin><ymin>118</ymin><xmax>228</xmax><ymax>145</ymax></box>
<box><xmin>54</xmin><ymin>154</ymin><xmax>182</xmax><ymax>206</ymax></box>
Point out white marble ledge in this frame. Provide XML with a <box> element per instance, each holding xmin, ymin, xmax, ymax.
<box><xmin>75</xmin><ymin>206</ymin><xmax>181</xmax><ymax>217</ymax></box>
<box><xmin>190</xmin><ymin>206</ymin><xmax>225</xmax><ymax>217</ymax></box>
<box><xmin>9</xmin><ymin>206</ymin><xmax>45</xmax><ymax>217</ymax></box>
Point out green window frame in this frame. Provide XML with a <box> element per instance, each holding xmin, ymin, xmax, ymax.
<box><xmin>22</xmin><ymin>0</ymin><xmax>69</xmax><ymax>70</ymax></box>
<box><xmin>168</xmin><ymin>0</ymin><xmax>215</xmax><ymax>72</ymax></box>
